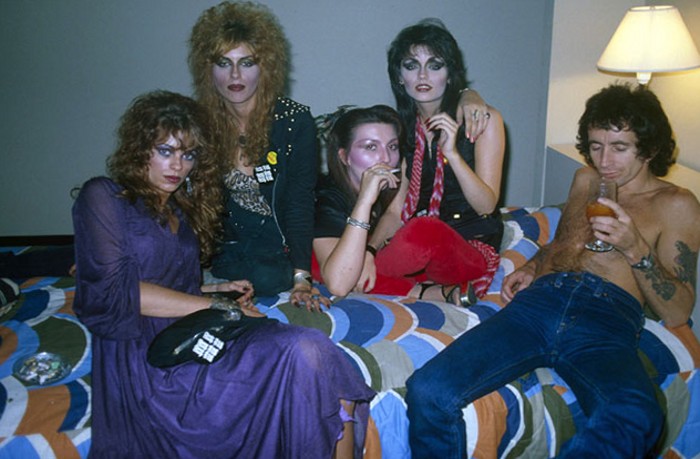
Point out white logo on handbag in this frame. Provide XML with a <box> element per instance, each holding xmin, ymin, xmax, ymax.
<box><xmin>192</xmin><ymin>332</ymin><xmax>225</xmax><ymax>362</ymax></box>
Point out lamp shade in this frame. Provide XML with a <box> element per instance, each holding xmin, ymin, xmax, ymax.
<box><xmin>597</xmin><ymin>5</ymin><xmax>700</xmax><ymax>84</ymax></box>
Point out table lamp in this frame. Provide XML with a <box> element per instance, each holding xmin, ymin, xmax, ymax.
<box><xmin>597</xmin><ymin>5</ymin><xmax>700</xmax><ymax>85</ymax></box>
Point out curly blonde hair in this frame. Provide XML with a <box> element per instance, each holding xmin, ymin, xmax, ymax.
<box><xmin>189</xmin><ymin>1</ymin><xmax>290</xmax><ymax>167</ymax></box>
<box><xmin>107</xmin><ymin>90</ymin><xmax>224</xmax><ymax>264</ymax></box>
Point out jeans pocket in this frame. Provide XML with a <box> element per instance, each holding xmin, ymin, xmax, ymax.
<box><xmin>600</xmin><ymin>292</ymin><xmax>644</xmax><ymax>336</ymax></box>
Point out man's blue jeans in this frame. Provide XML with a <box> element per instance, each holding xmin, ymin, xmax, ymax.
<box><xmin>406</xmin><ymin>272</ymin><xmax>664</xmax><ymax>458</ymax></box>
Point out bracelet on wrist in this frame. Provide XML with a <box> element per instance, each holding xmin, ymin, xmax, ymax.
<box><xmin>209</xmin><ymin>297</ymin><xmax>242</xmax><ymax>319</ymax></box>
<box><xmin>365</xmin><ymin>244</ymin><xmax>377</xmax><ymax>257</ymax></box>
<box><xmin>293</xmin><ymin>271</ymin><xmax>312</xmax><ymax>287</ymax></box>
<box><xmin>346</xmin><ymin>217</ymin><xmax>371</xmax><ymax>231</ymax></box>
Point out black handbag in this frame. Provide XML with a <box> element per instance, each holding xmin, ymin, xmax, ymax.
<box><xmin>147</xmin><ymin>309</ymin><xmax>276</xmax><ymax>368</ymax></box>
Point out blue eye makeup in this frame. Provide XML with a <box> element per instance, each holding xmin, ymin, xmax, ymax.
<box><xmin>155</xmin><ymin>145</ymin><xmax>174</xmax><ymax>157</ymax></box>
<box><xmin>154</xmin><ymin>144</ymin><xmax>198</xmax><ymax>162</ymax></box>
<box><xmin>183</xmin><ymin>150</ymin><xmax>199</xmax><ymax>161</ymax></box>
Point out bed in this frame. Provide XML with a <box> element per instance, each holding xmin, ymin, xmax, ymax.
<box><xmin>1</xmin><ymin>206</ymin><xmax>699</xmax><ymax>458</ymax></box>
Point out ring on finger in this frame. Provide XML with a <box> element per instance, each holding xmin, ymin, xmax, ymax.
<box><xmin>311</xmin><ymin>294</ymin><xmax>320</xmax><ymax>300</ymax></box>
<box><xmin>485</xmin><ymin>112</ymin><xmax>491</xmax><ymax>119</ymax></box>
<box><xmin>472</xmin><ymin>110</ymin><xmax>479</xmax><ymax>120</ymax></box>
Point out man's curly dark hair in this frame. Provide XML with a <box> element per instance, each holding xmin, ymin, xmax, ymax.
<box><xmin>576</xmin><ymin>83</ymin><xmax>676</xmax><ymax>177</ymax></box>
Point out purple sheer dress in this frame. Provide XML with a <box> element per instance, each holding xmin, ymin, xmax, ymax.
<box><xmin>72</xmin><ymin>177</ymin><xmax>374</xmax><ymax>458</ymax></box>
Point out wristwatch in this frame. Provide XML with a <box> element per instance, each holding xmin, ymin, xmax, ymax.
<box><xmin>631</xmin><ymin>253</ymin><xmax>654</xmax><ymax>271</ymax></box>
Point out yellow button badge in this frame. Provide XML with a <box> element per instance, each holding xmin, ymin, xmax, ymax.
<box><xmin>267</xmin><ymin>151</ymin><xmax>278</xmax><ymax>165</ymax></box>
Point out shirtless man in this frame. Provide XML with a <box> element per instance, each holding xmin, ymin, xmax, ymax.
<box><xmin>405</xmin><ymin>84</ymin><xmax>700</xmax><ymax>458</ymax></box>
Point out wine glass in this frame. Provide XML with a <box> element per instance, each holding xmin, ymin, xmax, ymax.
<box><xmin>585</xmin><ymin>178</ymin><xmax>617</xmax><ymax>252</ymax></box>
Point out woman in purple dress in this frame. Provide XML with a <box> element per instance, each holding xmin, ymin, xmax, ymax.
<box><xmin>72</xmin><ymin>90</ymin><xmax>374</xmax><ymax>458</ymax></box>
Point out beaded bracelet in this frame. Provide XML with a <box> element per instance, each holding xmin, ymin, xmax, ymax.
<box><xmin>346</xmin><ymin>217</ymin><xmax>371</xmax><ymax>231</ymax></box>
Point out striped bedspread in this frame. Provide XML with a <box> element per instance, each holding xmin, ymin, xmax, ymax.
<box><xmin>1</xmin><ymin>207</ymin><xmax>699</xmax><ymax>458</ymax></box>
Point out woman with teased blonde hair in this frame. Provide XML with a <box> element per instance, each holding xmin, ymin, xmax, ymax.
<box><xmin>189</xmin><ymin>0</ymin><xmax>288</xmax><ymax>166</ymax></box>
<box><xmin>190</xmin><ymin>1</ymin><xmax>327</xmax><ymax>309</ymax></box>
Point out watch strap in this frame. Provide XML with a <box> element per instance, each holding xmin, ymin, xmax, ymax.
<box><xmin>631</xmin><ymin>253</ymin><xmax>654</xmax><ymax>271</ymax></box>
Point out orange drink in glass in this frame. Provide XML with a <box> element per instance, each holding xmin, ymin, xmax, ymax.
<box><xmin>585</xmin><ymin>178</ymin><xmax>617</xmax><ymax>252</ymax></box>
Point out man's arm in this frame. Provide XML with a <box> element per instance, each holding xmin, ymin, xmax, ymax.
<box><xmin>630</xmin><ymin>194</ymin><xmax>699</xmax><ymax>327</ymax></box>
<box><xmin>609</xmin><ymin>189</ymin><xmax>700</xmax><ymax>327</ymax></box>
<box><xmin>500</xmin><ymin>245</ymin><xmax>548</xmax><ymax>303</ymax></box>
<box><xmin>632</xmin><ymin>240</ymin><xmax>698</xmax><ymax>327</ymax></box>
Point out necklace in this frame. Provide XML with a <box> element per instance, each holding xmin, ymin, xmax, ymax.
<box><xmin>238</xmin><ymin>134</ymin><xmax>247</xmax><ymax>147</ymax></box>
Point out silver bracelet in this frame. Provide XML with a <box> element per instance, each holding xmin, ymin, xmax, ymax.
<box><xmin>346</xmin><ymin>217</ymin><xmax>371</xmax><ymax>231</ymax></box>
<box><xmin>209</xmin><ymin>297</ymin><xmax>242</xmax><ymax>320</ymax></box>
<box><xmin>293</xmin><ymin>271</ymin><xmax>312</xmax><ymax>287</ymax></box>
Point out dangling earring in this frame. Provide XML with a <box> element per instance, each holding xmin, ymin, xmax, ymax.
<box><xmin>185</xmin><ymin>176</ymin><xmax>193</xmax><ymax>195</ymax></box>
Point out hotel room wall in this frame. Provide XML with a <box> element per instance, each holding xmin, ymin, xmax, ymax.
<box><xmin>0</xmin><ymin>0</ymin><xmax>553</xmax><ymax>236</ymax></box>
<box><xmin>547</xmin><ymin>0</ymin><xmax>700</xmax><ymax>181</ymax></box>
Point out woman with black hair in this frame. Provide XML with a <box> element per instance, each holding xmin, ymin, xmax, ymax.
<box><xmin>368</xmin><ymin>19</ymin><xmax>506</xmax><ymax>303</ymax></box>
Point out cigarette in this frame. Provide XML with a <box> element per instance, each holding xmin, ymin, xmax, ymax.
<box><xmin>389</xmin><ymin>168</ymin><xmax>401</xmax><ymax>174</ymax></box>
